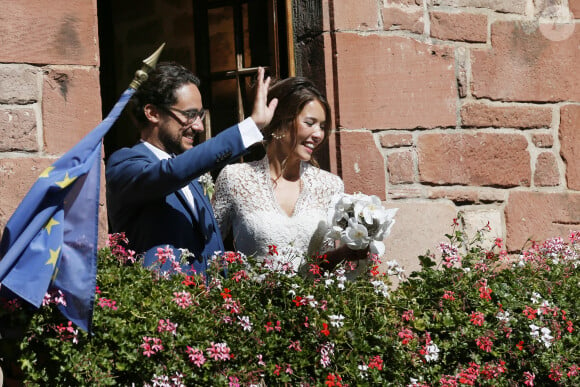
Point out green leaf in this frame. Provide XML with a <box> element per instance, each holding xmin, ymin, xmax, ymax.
<box><xmin>418</xmin><ymin>254</ymin><xmax>436</xmax><ymax>269</ymax></box>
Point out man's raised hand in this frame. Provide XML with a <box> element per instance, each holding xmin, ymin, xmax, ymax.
<box><xmin>251</xmin><ymin>67</ymin><xmax>278</xmax><ymax>129</ymax></box>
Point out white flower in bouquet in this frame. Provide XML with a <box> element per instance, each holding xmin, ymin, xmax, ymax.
<box><xmin>343</xmin><ymin>218</ymin><xmax>370</xmax><ymax>250</ymax></box>
<box><xmin>327</xmin><ymin>193</ymin><xmax>397</xmax><ymax>257</ymax></box>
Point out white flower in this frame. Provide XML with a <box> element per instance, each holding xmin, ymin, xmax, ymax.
<box><xmin>324</xmin><ymin>274</ymin><xmax>335</xmax><ymax>288</ymax></box>
<box><xmin>319</xmin><ymin>342</ymin><xmax>335</xmax><ymax>368</ymax></box>
<box><xmin>529</xmin><ymin>324</ymin><xmax>540</xmax><ymax>339</ymax></box>
<box><xmin>328</xmin><ymin>314</ymin><xmax>345</xmax><ymax>328</ymax></box>
<box><xmin>327</xmin><ymin>193</ymin><xmax>398</xmax><ymax>256</ymax></box>
<box><xmin>371</xmin><ymin>280</ymin><xmax>390</xmax><ymax>298</ymax></box>
<box><xmin>540</xmin><ymin>300</ymin><xmax>551</xmax><ymax>310</ymax></box>
<box><xmin>530</xmin><ymin>292</ymin><xmax>542</xmax><ymax>304</ymax></box>
<box><xmin>357</xmin><ymin>195</ymin><xmax>384</xmax><ymax>225</ymax></box>
<box><xmin>530</xmin><ymin>324</ymin><xmax>553</xmax><ymax>347</ymax></box>
<box><xmin>540</xmin><ymin>327</ymin><xmax>553</xmax><ymax>348</ymax></box>
<box><xmin>369</xmin><ymin>240</ymin><xmax>386</xmax><ymax>256</ymax></box>
<box><xmin>342</xmin><ymin>218</ymin><xmax>370</xmax><ymax>250</ymax></box>
<box><xmin>386</xmin><ymin>260</ymin><xmax>405</xmax><ymax>279</ymax></box>
<box><xmin>285</xmin><ymin>284</ymin><xmax>301</xmax><ymax>296</ymax></box>
<box><xmin>358</xmin><ymin>364</ymin><xmax>369</xmax><ymax>378</ymax></box>
<box><xmin>237</xmin><ymin>316</ymin><xmax>253</xmax><ymax>332</ymax></box>
<box><xmin>328</xmin><ymin>195</ymin><xmax>352</xmax><ymax>225</ymax></box>
<box><xmin>305</xmin><ymin>295</ymin><xmax>318</xmax><ymax>308</ymax></box>
<box><xmin>326</xmin><ymin>225</ymin><xmax>343</xmax><ymax>240</ymax></box>
<box><xmin>266</xmin><ymin>245</ymin><xmax>303</xmax><ymax>275</ymax></box>
<box><xmin>424</xmin><ymin>343</ymin><xmax>440</xmax><ymax>362</ymax></box>
<box><xmin>373</xmin><ymin>208</ymin><xmax>398</xmax><ymax>240</ymax></box>
<box><xmin>335</xmin><ymin>268</ymin><xmax>347</xmax><ymax>290</ymax></box>
<box><xmin>496</xmin><ymin>310</ymin><xmax>511</xmax><ymax>323</ymax></box>
<box><xmin>198</xmin><ymin>172</ymin><xmax>214</xmax><ymax>199</ymax></box>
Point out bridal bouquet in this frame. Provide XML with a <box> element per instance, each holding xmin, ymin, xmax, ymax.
<box><xmin>327</xmin><ymin>193</ymin><xmax>397</xmax><ymax>256</ymax></box>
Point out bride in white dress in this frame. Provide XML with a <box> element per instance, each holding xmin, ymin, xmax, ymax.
<box><xmin>212</xmin><ymin>77</ymin><xmax>366</xmax><ymax>272</ymax></box>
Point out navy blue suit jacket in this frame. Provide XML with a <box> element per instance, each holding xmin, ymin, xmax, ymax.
<box><xmin>105</xmin><ymin>124</ymin><xmax>248</xmax><ymax>274</ymax></box>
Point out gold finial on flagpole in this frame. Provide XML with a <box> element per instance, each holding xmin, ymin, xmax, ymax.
<box><xmin>129</xmin><ymin>43</ymin><xmax>166</xmax><ymax>89</ymax></box>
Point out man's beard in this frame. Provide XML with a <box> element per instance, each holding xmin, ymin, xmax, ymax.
<box><xmin>158</xmin><ymin>125</ymin><xmax>197</xmax><ymax>155</ymax></box>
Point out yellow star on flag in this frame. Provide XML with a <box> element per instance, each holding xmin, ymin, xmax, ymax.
<box><xmin>51</xmin><ymin>267</ymin><xmax>60</xmax><ymax>282</ymax></box>
<box><xmin>55</xmin><ymin>172</ymin><xmax>77</xmax><ymax>189</ymax></box>
<box><xmin>46</xmin><ymin>247</ymin><xmax>61</xmax><ymax>267</ymax></box>
<box><xmin>45</xmin><ymin>217</ymin><xmax>60</xmax><ymax>235</ymax></box>
<box><xmin>39</xmin><ymin>166</ymin><xmax>55</xmax><ymax>178</ymax></box>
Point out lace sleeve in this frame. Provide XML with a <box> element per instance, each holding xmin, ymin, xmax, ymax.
<box><xmin>212</xmin><ymin>166</ymin><xmax>235</xmax><ymax>239</ymax></box>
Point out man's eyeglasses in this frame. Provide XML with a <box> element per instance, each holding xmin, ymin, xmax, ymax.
<box><xmin>161</xmin><ymin>106</ymin><xmax>206</xmax><ymax>127</ymax></box>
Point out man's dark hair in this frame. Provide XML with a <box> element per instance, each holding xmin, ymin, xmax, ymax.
<box><xmin>130</xmin><ymin>61</ymin><xmax>201</xmax><ymax>129</ymax></box>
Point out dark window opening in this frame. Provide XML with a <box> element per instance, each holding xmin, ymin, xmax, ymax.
<box><xmin>98</xmin><ymin>0</ymin><xmax>291</xmax><ymax>162</ymax></box>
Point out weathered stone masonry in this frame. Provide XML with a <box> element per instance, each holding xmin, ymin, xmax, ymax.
<box><xmin>0</xmin><ymin>0</ymin><xmax>578</xmax><ymax>275</ymax></box>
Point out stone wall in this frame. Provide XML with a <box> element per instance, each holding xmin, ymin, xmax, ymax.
<box><xmin>319</xmin><ymin>0</ymin><xmax>580</xmax><ymax>274</ymax></box>
<box><xmin>0</xmin><ymin>0</ymin><xmax>578</xmax><ymax>276</ymax></box>
<box><xmin>0</xmin><ymin>0</ymin><xmax>104</xmax><ymax>241</ymax></box>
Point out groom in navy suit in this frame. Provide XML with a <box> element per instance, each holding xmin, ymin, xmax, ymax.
<box><xmin>106</xmin><ymin>62</ymin><xmax>277</xmax><ymax>274</ymax></box>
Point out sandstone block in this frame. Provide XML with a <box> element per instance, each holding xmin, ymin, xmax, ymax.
<box><xmin>388</xmin><ymin>186</ymin><xmax>423</xmax><ymax>199</ymax></box>
<box><xmin>42</xmin><ymin>67</ymin><xmax>102</xmax><ymax>155</ymax></box>
<box><xmin>380</xmin><ymin>132</ymin><xmax>413</xmax><ymax>148</ymax></box>
<box><xmin>430</xmin><ymin>11</ymin><xmax>487</xmax><ymax>43</ymax></box>
<box><xmin>505</xmin><ymin>191</ymin><xmax>580</xmax><ymax>250</ymax></box>
<box><xmin>472</xmin><ymin>21</ymin><xmax>580</xmax><ymax>102</ymax></box>
<box><xmin>335</xmin><ymin>35</ymin><xmax>456</xmax><ymax>129</ymax></box>
<box><xmin>0</xmin><ymin>108</ymin><xmax>38</xmax><ymax>152</ymax></box>
<box><xmin>428</xmin><ymin>188</ymin><xmax>478</xmax><ymax>204</ymax></box>
<box><xmin>461</xmin><ymin>102</ymin><xmax>552</xmax><ymax>128</ymax></box>
<box><xmin>571</xmin><ymin>0</ymin><xmax>580</xmax><ymax>17</ymax></box>
<box><xmin>387</xmin><ymin>0</ymin><xmax>422</xmax><ymax>5</ymax></box>
<box><xmin>456</xmin><ymin>46</ymin><xmax>469</xmax><ymax>98</ymax></box>
<box><xmin>478</xmin><ymin>189</ymin><xmax>507</xmax><ymax>203</ymax></box>
<box><xmin>418</xmin><ymin>132</ymin><xmax>531</xmax><ymax>187</ymax></box>
<box><xmin>532</xmin><ymin>133</ymin><xmax>554</xmax><ymax>148</ymax></box>
<box><xmin>560</xmin><ymin>105</ymin><xmax>580</xmax><ymax>190</ymax></box>
<box><xmin>382</xmin><ymin>7</ymin><xmax>424</xmax><ymax>34</ymax></box>
<box><xmin>388</xmin><ymin>150</ymin><xmax>415</xmax><ymax>184</ymax></box>
<box><xmin>462</xmin><ymin>209</ymin><xmax>503</xmax><ymax>247</ymax></box>
<box><xmin>0</xmin><ymin>0</ymin><xmax>99</xmax><ymax>65</ymax></box>
<box><xmin>381</xmin><ymin>201</ymin><xmax>458</xmax><ymax>278</ymax></box>
<box><xmin>332</xmin><ymin>0</ymin><xmax>379</xmax><ymax>30</ymax></box>
<box><xmin>0</xmin><ymin>65</ymin><xmax>40</xmax><ymax>104</ymax></box>
<box><xmin>339</xmin><ymin>131</ymin><xmax>386</xmax><ymax>199</ymax></box>
<box><xmin>428</xmin><ymin>188</ymin><xmax>506</xmax><ymax>203</ymax></box>
<box><xmin>0</xmin><ymin>158</ymin><xmax>54</xmax><ymax>237</ymax></box>
<box><xmin>428</xmin><ymin>0</ymin><xmax>527</xmax><ymax>14</ymax></box>
<box><xmin>534</xmin><ymin>152</ymin><xmax>560</xmax><ymax>187</ymax></box>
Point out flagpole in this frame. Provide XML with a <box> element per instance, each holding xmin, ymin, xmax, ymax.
<box><xmin>130</xmin><ymin>43</ymin><xmax>166</xmax><ymax>89</ymax></box>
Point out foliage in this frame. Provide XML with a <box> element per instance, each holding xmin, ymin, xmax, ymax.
<box><xmin>1</xmin><ymin>217</ymin><xmax>579</xmax><ymax>386</ymax></box>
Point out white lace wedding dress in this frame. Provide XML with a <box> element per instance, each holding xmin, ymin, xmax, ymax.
<box><xmin>212</xmin><ymin>156</ymin><xmax>343</xmax><ymax>271</ymax></box>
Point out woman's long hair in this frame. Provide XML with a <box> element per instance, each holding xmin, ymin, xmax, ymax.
<box><xmin>262</xmin><ymin>77</ymin><xmax>332</xmax><ymax>171</ymax></box>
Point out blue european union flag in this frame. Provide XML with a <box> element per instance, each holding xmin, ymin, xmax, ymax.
<box><xmin>0</xmin><ymin>88</ymin><xmax>135</xmax><ymax>332</ymax></box>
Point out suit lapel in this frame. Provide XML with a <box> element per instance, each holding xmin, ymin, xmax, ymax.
<box><xmin>175</xmin><ymin>188</ymin><xmax>197</xmax><ymax>222</ymax></box>
<box><xmin>190</xmin><ymin>179</ymin><xmax>216</xmax><ymax>241</ymax></box>
<box><xmin>189</xmin><ymin>179</ymin><xmax>209</xmax><ymax>216</ymax></box>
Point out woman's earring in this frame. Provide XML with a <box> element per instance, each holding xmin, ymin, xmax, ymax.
<box><xmin>271</xmin><ymin>131</ymin><xmax>286</xmax><ymax>140</ymax></box>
